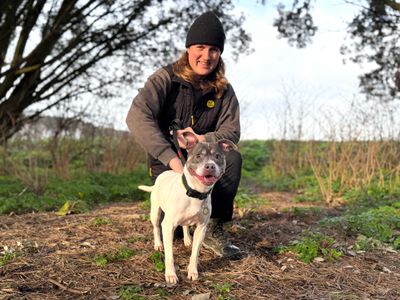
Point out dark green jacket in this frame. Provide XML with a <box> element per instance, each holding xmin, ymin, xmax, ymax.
<box><xmin>126</xmin><ymin>66</ymin><xmax>240</xmax><ymax>166</ymax></box>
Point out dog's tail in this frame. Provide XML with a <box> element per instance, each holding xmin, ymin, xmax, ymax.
<box><xmin>138</xmin><ymin>185</ymin><xmax>154</xmax><ymax>192</ymax></box>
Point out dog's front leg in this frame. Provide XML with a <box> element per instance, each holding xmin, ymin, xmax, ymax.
<box><xmin>187</xmin><ymin>223</ymin><xmax>207</xmax><ymax>281</ymax></box>
<box><xmin>161</xmin><ymin>221</ymin><xmax>178</xmax><ymax>284</ymax></box>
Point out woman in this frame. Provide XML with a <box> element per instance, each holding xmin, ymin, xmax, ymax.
<box><xmin>126</xmin><ymin>11</ymin><xmax>242</xmax><ymax>258</ymax></box>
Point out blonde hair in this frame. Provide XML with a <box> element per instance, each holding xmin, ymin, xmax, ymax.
<box><xmin>172</xmin><ymin>52</ymin><xmax>229</xmax><ymax>99</ymax></box>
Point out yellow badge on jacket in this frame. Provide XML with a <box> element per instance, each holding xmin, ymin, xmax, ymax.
<box><xmin>206</xmin><ymin>100</ymin><xmax>215</xmax><ymax>108</ymax></box>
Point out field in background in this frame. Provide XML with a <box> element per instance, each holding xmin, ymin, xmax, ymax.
<box><xmin>1</xmin><ymin>135</ymin><xmax>400</xmax><ymax>249</ymax></box>
<box><xmin>1</xmin><ymin>133</ymin><xmax>400</xmax><ymax>299</ymax></box>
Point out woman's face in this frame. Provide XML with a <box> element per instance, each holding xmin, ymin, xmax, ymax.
<box><xmin>187</xmin><ymin>44</ymin><xmax>221</xmax><ymax>76</ymax></box>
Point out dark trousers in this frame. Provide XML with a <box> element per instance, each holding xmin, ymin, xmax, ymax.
<box><xmin>148</xmin><ymin>150</ymin><xmax>242</xmax><ymax>222</ymax></box>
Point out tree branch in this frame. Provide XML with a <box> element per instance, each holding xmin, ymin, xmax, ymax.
<box><xmin>385</xmin><ymin>0</ymin><xmax>400</xmax><ymax>12</ymax></box>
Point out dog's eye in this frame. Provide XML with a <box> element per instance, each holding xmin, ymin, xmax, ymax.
<box><xmin>215</xmin><ymin>153</ymin><xmax>221</xmax><ymax>159</ymax></box>
<box><xmin>196</xmin><ymin>154</ymin><xmax>202</xmax><ymax>159</ymax></box>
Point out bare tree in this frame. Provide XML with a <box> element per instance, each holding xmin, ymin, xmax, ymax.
<box><xmin>0</xmin><ymin>0</ymin><xmax>252</xmax><ymax>143</ymax></box>
<box><xmin>273</xmin><ymin>0</ymin><xmax>400</xmax><ymax>102</ymax></box>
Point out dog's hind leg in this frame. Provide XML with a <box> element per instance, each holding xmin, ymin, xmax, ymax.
<box><xmin>183</xmin><ymin>226</ymin><xmax>192</xmax><ymax>247</ymax></box>
<box><xmin>150</xmin><ymin>197</ymin><xmax>163</xmax><ymax>251</ymax></box>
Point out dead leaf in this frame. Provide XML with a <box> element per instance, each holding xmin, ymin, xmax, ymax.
<box><xmin>192</xmin><ymin>292</ymin><xmax>211</xmax><ymax>300</ymax></box>
<box><xmin>313</xmin><ymin>257</ymin><xmax>325</xmax><ymax>263</ymax></box>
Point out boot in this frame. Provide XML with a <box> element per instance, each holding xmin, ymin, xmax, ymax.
<box><xmin>203</xmin><ymin>219</ymin><xmax>243</xmax><ymax>259</ymax></box>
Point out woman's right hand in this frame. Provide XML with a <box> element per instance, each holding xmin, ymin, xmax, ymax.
<box><xmin>168</xmin><ymin>156</ymin><xmax>184</xmax><ymax>174</ymax></box>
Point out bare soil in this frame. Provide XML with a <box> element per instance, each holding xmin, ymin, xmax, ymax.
<box><xmin>1</xmin><ymin>193</ymin><xmax>399</xmax><ymax>300</ymax></box>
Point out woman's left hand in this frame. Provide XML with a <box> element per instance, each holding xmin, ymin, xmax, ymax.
<box><xmin>176</xmin><ymin>127</ymin><xmax>205</xmax><ymax>148</ymax></box>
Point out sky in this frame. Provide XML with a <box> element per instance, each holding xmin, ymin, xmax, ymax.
<box><xmin>117</xmin><ymin>1</ymin><xmax>395</xmax><ymax>140</ymax></box>
<box><xmin>223</xmin><ymin>0</ymin><xmax>367</xmax><ymax>140</ymax></box>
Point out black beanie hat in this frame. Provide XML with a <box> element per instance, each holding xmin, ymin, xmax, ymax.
<box><xmin>185</xmin><ymin>11</ymin><xmax>226</xmax><ymax>53</ymax></box>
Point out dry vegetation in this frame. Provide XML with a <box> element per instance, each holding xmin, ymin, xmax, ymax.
<box><xmin>1</xmin><ymin>195</ymin><xmax>399</xmax><ymax>300</ymax></box>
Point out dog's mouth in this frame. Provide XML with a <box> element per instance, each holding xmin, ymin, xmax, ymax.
<box><xmin>189</xmin><ymin>168</ymin><xmax>220</xmax><ymax>186</ymax></box>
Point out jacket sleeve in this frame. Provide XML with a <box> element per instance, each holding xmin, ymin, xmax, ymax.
<box><xmin>126</xmin><ymin>68</ymin><xmax>177</xmax><ymax>166</ymax></box>
<box><xmin>203</xmin><ymin>84</ymin><xmax>241</xmax><ymax>144</ymax></box>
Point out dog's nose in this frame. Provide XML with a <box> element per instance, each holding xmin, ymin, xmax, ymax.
<box><xmin>205</xmin><ymin>163</ymin><xmax>215</xmax><ymax>170</ymax></box>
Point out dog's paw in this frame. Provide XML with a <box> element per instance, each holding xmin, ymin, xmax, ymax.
<box><xmin>154</xmin><ymin>243</ymin><xmax>163</xmax><ymax>251</ymax></box>
<box><xmin>187</xmin><ymin>271</ymin><xmax>199</xmax><ymax>281</ymax></box>
<box><xmin>165</xmin><ymin>273</ymin><xmax>178</xmax><ymax>284</ymax></box>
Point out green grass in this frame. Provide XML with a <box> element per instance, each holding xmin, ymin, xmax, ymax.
<box><xmin>117</xmin><ymin>284</ymin><xmax>170</xmax><ymax>300</ymax></box>
<box><xmin>118</xmin><ymin>285</ymin><xmax>147</xmax><ymax>300</ymax></box>
<box><xmin>0</xmin><ymin>164</ymin><xmax>150</xmax><ymax>214</ymax></box>
<box><xmin>235</xmin><ymin>187</ymin><xmax>267</xmax><ymax>210</ymax></box>
<box><xmin>90</xmin><ymin>217</ymin><xmax>112</xmax><ymax>226</ymax></box>
<box><xmin>342</xmin><ymin>184</ymin><xmax>400</xmax><ymax>214</ymax></box>
<box><xmin>320</xmin><ymin>185</ymin><xmax>400</xmax><ymax>249</ymax></box>
<box><xmin>0</xmin><ymin>250</ymin><xmax>20</xmax><ymax>267</ymax></box>
<box><xmin>94</xmin><ymin>246</ymin><xmax>137</xmax><ymax>267</ymax></box>
<box><xmin>287</xmin><ymin>206</ymin><xmax>323</xmax><ymax>217</ymax></box>
<box><xmin>277</xmin><ymin>231</ymin><xmax>342</xmax><ymax>263</ymax></box>
<box><xmin>322</xmin><ymin>205</ymin><xmax>400</xmax><ymax>248</ymax></box>
<box><xmin>212</xmin><ymin>282</ymin><xmax>234</xmax><ymax>300</ymax></box>
<box><xmin>127</xmin><ymin>236</ymin><xmax>148</xmax><ymax>244</ymax></box>
<box><xmin>149</xmin><ymin>251</ymin><xmax>165</xmax><ymax>272</ymax></box>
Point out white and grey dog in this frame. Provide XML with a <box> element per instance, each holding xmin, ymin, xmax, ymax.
<box><xmin>138</xmin><ymin>132</ymin><xmax>237</xmax><ymax>284</ymax></box>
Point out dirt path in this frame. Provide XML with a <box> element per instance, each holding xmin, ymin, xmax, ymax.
<box><xmin>1</xmin><ymin>194</ymin><xmax>399</xmax><ymax>299</ymax></box>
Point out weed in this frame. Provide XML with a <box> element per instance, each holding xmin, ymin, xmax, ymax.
<box><xmin>140</xmin><ymin>215</ymin><xmax>150</xmax><ymax>222</ymax></box>
<box><xmin>290</xmin><ymin>206</ymin><xmax>323</xmax><ymax>217</ymax></box>
<box><xmin>0</xmin><ymin>248</ymin><xmax>19</xmax><ymax>267</ymax></box>
<box><xmin>56</xmin><ymin>200</ymin><xmax>90</xmax><ymax>216</ymax></box>
<box><xmin>94</xmin><ymin>255</ymin><xmax>108</xmax><ymax>267</ymax></box>
<box><xmin>278</xmin><ymin>232</ymin><xmax>342</xmax><ymax>263</ymax></box>
<box><xmin>353</xmin><ymin>235</ymin><xmax>385</xmax><ymax>251</ymax></box>
<box><xmin>94</xmin><ymin>246</ymin><xmax>137</xmax><ymax>267</ymax></box>
<box><xmin>155</xmin><ymin>288</ymin><xmax>169</xmax><ymax>297</ymax></box>
<box><xmin>322</xmin><ymin>206</ymin><xmax>400</xmax><ymax>247</ymax></box>
<box><xmin>0</xmin><ymin>176</ymin><xmax>24</xmax><ymax>195</ymax></box>
<box><xmin>127</xmin><ymin>236</ymin><xmax>148</xmax><ymax>243</ymax></box>
<box><xmin>393</xmin><ymin>237</ymin><xmax>400</xmax><ymax>249</ymax></box>
<box><xmin>212</xmin><ymin>282</ymin><xmax>233</xmax><ymax>300</ymax></box>
<box><xmin>117</xmin><ymin>285</ymin><xmax>147</xmax><ymax>300</ymax></box>
<box><xmin>90</xmin><ymin>217</ymin><xmax>111</xmax><ymax>226</ymax></box>
<box><xmin>149</xmin><ymin>251</ymin><xmax>165</xmax><ymax>272</ymax></box>
<box><xmin>293</xmin><ymin>193</ymin><xmax>322</xmax><ymax>203</ymax></box>
<box><xmin>139</xmin><ymin>198</ymin><xmax>151</xmax><ymax>211</ymax></box>
<box><xmin>343</xmin><ymin>185</ymin><xmax>400</xmax><ymax>215</ymax></box>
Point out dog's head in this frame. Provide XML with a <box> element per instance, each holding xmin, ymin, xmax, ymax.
<box><xmin>182</xmin><ymin>132</ymin><xmax>237</xmax><ymax>186</ymax></box>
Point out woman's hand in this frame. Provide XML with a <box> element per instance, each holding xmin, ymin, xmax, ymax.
<box><xmin>176</xmin><ymin>127</ymin><xmax>205</xmax><ymax>148</ymax></box>
<box><xmin>168</xmin><ymin>156</ymin><xmax>184</xmax><ymax>173</ymax></box>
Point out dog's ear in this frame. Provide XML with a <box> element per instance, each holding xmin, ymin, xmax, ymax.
<box><xmin>182</xmin><ymin>132</ymin><xmax>199</xmax><ymax>150</ymax></box>
<box><xmin>217</xmin><ymin>139</ymin><xmax>238</xmax><ymax>152</ymax></box>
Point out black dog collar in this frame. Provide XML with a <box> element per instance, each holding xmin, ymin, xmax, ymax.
<box><xmin>182</xmin><ymin>173</ymin><xmax>212</xmax><ymax>200</ymax></box>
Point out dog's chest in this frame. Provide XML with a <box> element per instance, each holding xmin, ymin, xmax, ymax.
<box><xmin>174</xmin><ymin>197</ymin><xmax>210</xmax><ymax>226</ymax></box>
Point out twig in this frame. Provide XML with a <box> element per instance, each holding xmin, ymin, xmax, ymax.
<box><xmin>47</xmin><ymin>278</ymin><xmax>88</xmax><ymax>295</ymax></box>
<box><xmin>17</xmin><ymin>186</ymin><xmax>28</xmax><ymax>197</ymax></box>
